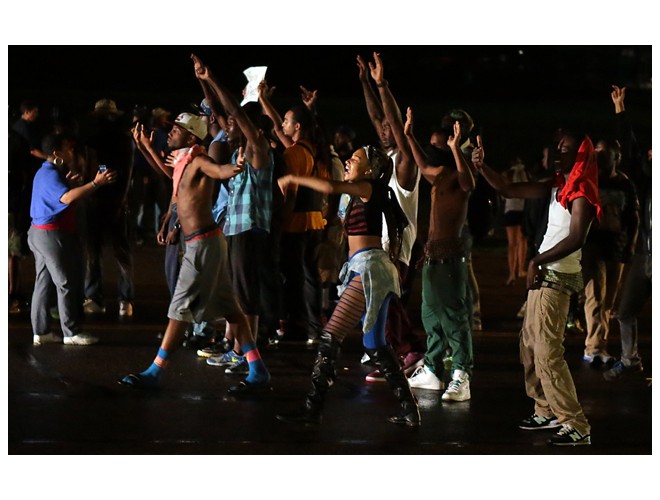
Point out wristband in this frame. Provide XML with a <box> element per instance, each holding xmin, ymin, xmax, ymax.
<box><xmin>91</xmin><ymin>180</ymin><xmax>98</xmax><ymax>189</ymax></box>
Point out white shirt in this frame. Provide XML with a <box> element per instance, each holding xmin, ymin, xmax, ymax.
<box><xmin>538</xmin><ymin>188</ymin><xmax>582</xmax><ymax>273</ymax></box>
<box><xmin>381</xmin><ymin>150</ymin><xmax>421</xmax><ymax>266</ymax></box>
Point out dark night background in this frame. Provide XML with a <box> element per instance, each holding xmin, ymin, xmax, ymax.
<box><xmin>8</xmin><ymin>45</ymin><xmax>652</xmax><ymax>169</ymax></box>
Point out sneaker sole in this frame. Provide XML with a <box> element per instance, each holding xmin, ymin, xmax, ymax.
<box><xmin>549</xmin><ymin>438</ymin><xmax>591</xmax><ymax>446</ymax></box>
<box><xmin>442</xmin><ymin>393</ymin><xmax>471</xmax><ymax>401</ymax></box>
<box><xmin>410</xmin><ymin>383</ymin><xmax>445</xmax><ymax>391</ymax></box>
<box><xmin>365</xmin><ymin>376</ymin><xmax>386</xmax><ymax>383</ymax></box>
<box><xmin>519</xmin><ymin>423</ymin><xmax>562</xmax><ymax>431</ymax></box>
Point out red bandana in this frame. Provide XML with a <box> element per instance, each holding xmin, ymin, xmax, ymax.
<box><xmin>555</xmin><ymin>136</ymin><xmax>602</xmax><ymax>221</ymax></box>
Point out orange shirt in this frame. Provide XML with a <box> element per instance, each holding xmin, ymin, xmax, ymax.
<box><xmin>282</xmin><ymin>140</ymin><xmax>325</xmax><ymax>233</ymax></box>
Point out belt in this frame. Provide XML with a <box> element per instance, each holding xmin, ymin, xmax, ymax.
<box><xmin>425</xmin><ymin>256</ymin><xmax>467</xmax><ymax>265</ymax></box>
<box><xmin>185</xmin><ymin>226</ymin><xmax>222</xmax><ymax>243</ymax></box>
<box><xmin>540</xmin><ymin>280</ymin><xmax>572</xmax><ymax>296</ymax></box>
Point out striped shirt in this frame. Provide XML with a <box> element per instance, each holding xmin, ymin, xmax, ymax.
<box><xmin>223</xmin><ymin>149</ymin><xmax>274</xmax><ymax>236</ymax></box>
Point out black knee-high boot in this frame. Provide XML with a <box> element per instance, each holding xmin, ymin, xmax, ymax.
<box><xmin>367</xmin><ymin>345</ymin><xmax>421</xmax><ymax>427</ymax></box>
<box><xmin>276</xmin><ymin>331</ymin><xmax>341</xmax><ymax>424</ymax></box>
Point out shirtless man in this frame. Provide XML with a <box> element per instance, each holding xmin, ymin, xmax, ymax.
<box><xmin>403</xmin><ymin>107</ymin><xmax>476</xmax><ymax>401</ymax></box>
<box><xmin>120</xmin><ymin>105</ymin><xmax>271</xmax><ymax>394</ymax></box>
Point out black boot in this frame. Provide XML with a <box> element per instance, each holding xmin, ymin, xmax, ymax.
<box><xmin>276</xmin><ymin>332</ymin><xmax>341</xmax><ymax>425</ymax></box>
<box><xmin>367</xmin><ymin>345</ymin><xmax>421</xmax><ymax>428</ymax></box>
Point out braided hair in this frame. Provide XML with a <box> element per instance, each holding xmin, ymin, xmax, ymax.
<box><xmin>343</xmin><ymin>145</ymin><xmax>408</xmax><ymax>262</ymax></box>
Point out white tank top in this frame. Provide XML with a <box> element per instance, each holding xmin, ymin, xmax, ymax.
<box><xmin>538</xmin><ymin>188</ymin><xmax>582</xmax><ymax>273</ymax></box>
<box><xmin>381</xmin><ymin>150</ymin><xmax>420</xmax><ymax>266</ymax></box>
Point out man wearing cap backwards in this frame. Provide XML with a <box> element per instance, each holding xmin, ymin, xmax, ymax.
<box><xmin>190</xmin><ymin>54</ymin><xmax>276</xmax><ymax>375</ymax></box>
<box><xmin>120</xmin><ymin>109</ymin><xmax>272</xmax><ymax>394</ymax></box>
<box><xmin>472</xmin><ymin>131</ymin><xmax>599</xmax><ymax>446</ymax></box>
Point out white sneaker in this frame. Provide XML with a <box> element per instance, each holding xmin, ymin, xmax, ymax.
<box><xmin>408</xmin><ymin>365</ymin><xmax>445</xmax><ymax>390</ymax></box>
<box><xmin>442</xmin><ymin>369</ymin><xmax>471</xmax><ymax>401</ymax></box>
<box><xmin>83</xmin><ymin>299</ymin><xmax>106</xmax><ymax>314</ymax></box>
<box><xmin>63</xmin><ymin>333</ymin><xmax>99</xmax><ymax>346</ymax></box>
<box><xmin>360</xmin><ymin>352</ymin><xmax>371</xmax><ymax>364</ymax></box>
<box><xmin>119</xmin><ymin>300</ymin><xmax>133</xmax><ymax>317</ymax></box>
<box><xmin>33</xmin><ymin>332</ymin><xmax>63</xmax><ymax>346</ymax></box>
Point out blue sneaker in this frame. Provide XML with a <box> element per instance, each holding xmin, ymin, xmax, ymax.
<box><xmin>207</xmin><ymin>350</ymin><xmax>243</xmax><ymax>367</ymax></box>
<box><xmin>225</xmin><ymin>356</ymin><xmax>249</xmax><ymax>375</ymax></box>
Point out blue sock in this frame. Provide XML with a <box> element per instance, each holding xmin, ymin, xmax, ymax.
<box><xmin>241</xmin><ymin>343</ymin><xmax>270</xmax><ymax>385</ymax></box>
<box><xmin>363</xmin><ymin>294</ymin><xmax>392</xmax><ymax>349</ymax></box>
<box><xmin>135</xmin><ymin>348</ymin><xmax>169</xmax><ymax>386</ymax></box>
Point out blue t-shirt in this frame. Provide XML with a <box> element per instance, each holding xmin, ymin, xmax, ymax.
<box><xmin>30</xmin><ymin>162</ymin><xmax>70</xmax><ymax>225</ymax></box>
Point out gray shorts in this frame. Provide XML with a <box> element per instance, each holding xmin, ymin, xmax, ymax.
<box><xmin>167</xmin><ymin>230</ymin><xmax>243</xmax><ymax>324</ymax></box>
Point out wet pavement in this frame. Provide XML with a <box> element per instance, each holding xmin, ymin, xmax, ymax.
<box><xmin>8</xmin><ymin>241</ymin><xmax>652</xmax><ymax>455</ymax></box>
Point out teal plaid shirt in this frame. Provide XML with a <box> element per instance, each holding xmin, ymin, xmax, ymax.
<box><xmin>223</xmin><ymin>149</ymin><xmax>273</xmax><ymax>236</ymax></box>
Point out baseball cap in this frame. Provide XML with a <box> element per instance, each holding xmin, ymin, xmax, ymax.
<box><xmin>174</xmin><ymin>112</ymin><xmax>208</xmax><ymax>140</ymax></box>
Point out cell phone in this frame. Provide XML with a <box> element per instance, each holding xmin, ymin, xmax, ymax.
<box><xmin>99</xmin><ymin>165</ymin><xmax>107</xmax><ymax>173</ymax></box>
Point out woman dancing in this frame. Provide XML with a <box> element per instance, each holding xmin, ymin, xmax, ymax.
<box><xmin>276</xmin><ymin>144</ymin><xmax>421</xmax><ymax>427</ymax></box>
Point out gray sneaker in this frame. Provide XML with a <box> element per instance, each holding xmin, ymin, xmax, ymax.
<box><xmin>225</xmin><ymin>356</ymin><xmax>249</xmax><ymax>375</ymax></box>
<box><xmin>603</xmin><ymin>360</ymin><xmax>643</xmax><ymax>381</ymax></box>
<box><xmin>63</xmin><ymin>333</ymin><xmax>99</xmax><ymax>346</ymax></box>
<box><xmin>33</xmin><ymin>332</ymin><xmax>63</xmax><ymax>346</ymax></box>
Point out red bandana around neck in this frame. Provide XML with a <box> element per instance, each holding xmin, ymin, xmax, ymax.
<box><xmin>555</xmin><ymin>136</ymin><xmax>602</xmax><ymax>221</ymax></box>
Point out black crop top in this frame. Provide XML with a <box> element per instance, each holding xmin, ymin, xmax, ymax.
<box><xmin>345</xmin><ymin>182</ymin><xmax>385</xmax><ymax>236</ymax></box>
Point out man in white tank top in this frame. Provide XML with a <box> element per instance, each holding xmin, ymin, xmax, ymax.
<box><xmin>357</xmin><ymin>53</ymin><xmax>425</xmax><ymax>378</ymax></box>
<box><xmin>472</xmin><ymin>131</ymin><xmax>600</xmax><ymax>447</ymax></box>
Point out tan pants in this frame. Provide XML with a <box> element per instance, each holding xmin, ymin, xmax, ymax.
<box><xmin>520</xmin><ymin>287</ymin><xmax>590</xmax><ymax>435</ymax></box>
<box><xmin>583</xmin><ymin>258</ymin><xmax>624</xmax><ymax>355</ymax></box>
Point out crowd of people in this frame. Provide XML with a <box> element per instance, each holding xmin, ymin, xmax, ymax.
<box><xmin>9</xmin><ymin>52</ymin><xmax>651</xmax><ymax>446</ymax></box>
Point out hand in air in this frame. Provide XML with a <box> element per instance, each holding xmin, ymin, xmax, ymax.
<box><xmin>404</xmin><ymin>107</ymin><xmax>414</xmax><ymax>137</ymax></box>
<box><xmin>471</xmin><ymin>135</ymin><xmax>485</xmax><ymax>171</ymax></box>
<box><xmin>447</xmin><ymin>121</ymin><xmax>462</xmax><ymax>150</ymax></box>
<box><xmin>368</xmin><ymin>52</ymin><xmax>384</xmax><ymax>85</ymax></box>
<box><xmin>191</xmin><ymin>53</ymin><xmax>210</xmax><ymax>80</ymax></box>
<box><xmin>300</xmin><ymin>85</ymin><xmax>318</xmax><ymax>109</ymax></box>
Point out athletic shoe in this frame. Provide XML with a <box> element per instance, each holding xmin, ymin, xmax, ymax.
<box><xmin>408</xmin><ymin>365</ymin><xmax>444</xmax><ymax>390</ymax></box>
<box><xmin>360</xmin><ymin>352</ymin><xmax>372</xmax><ymax>365</ymax></box>
<box><xmin>207</xmin><ymin>350</ymin><xmax>243</xmax><ymax>367</ymax></box>
<box><xmin>83</xmin><ymin>299</ymin><xmax>105</xmax><ymax>314</ymax></box>
<box><xmin>442</xmin><ymin>369</ymin><xmax>471</xmax><ymax>401</ymax></box>
<box><xmin>63</xmin><ymin>333</ymin><xmax>99</xmax><ymax>346</ymax></box>
<box><xmin>33</xmin><ymin>332</ymin><xmax>63</xmax><ymax>346</ymax></box>
<box><xmin>197</xmin><ymin>344</ymin><xmax>226</xmax><ymax>358</ymax></box>
<box><xmin>547</xmin><ymin>424</ymin><xmax>591</xmax><ymax>446</ymax></box>
<box><xmin>402</xmin><ymin>352</ymin><xmax>424</xmax><ymax>376</ymax></box>
<box><xmin>365</xmin><ymin>369</ymin><xmax>386</xmax><ymax>383</ymax></box>
<box><xmin>225</xmin><ymin>356</ymin><xmax>249</xmax><ymax>375</ymax></box>
<box><xmin>603</xmin><ymin>360</ymin><xmax>644</xmax><ymax>382</ymax></box>
<box><xmin>518</xmin><ymin>413</ymin><xmax>562</xmax><ymax>431</ymax></box>
<box><xmin>583</xmin><ymin>351</ymin><xmax>614</xmax><ymax>365</ymax></box>
<box><xmin>119</xmin><ymin>300</ymin><xmax>133</xmax><ymax>317</ymax></box>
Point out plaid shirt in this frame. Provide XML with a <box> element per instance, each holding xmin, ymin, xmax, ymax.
<box><xmin>223</xmin><ymin>149</ymin><xmax>273</xmax><ymax>236</ymax></box>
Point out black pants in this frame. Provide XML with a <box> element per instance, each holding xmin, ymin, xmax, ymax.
<box><xmin>281</xmin><ymin>230</ymin><xmax>322</xmax><ymax>340</ymax></box>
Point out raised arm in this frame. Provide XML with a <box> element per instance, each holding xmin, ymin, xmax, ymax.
<box><xmin>446</xmin><ymin>121</ymin><xmax>475</xmax><ymax>192</ymax></box>
<box><xmin>526</xmin><ymin>196</ymin><xmax>595</xmax><ymax>289</ymax></box>
<box><xmin>278</xmin><ymin>175</ymin><xmax>372</xmax><ymax>200</ymax></box>
<box><xmin>197</xmin><ymin>78</ymin><xmax>227</xmax><ymax>132</ymax></box>
<box><xmin>60</xmin><ymin>168</ymin><xmax>117</xmax><ymax>205</ymax></box>
<box><xmin>192</xmin><ymin>54</ymin><xmax>270</xmax><ymax>168</ymax></box>
<box><xmin>258</xmin><ymin>80</ymin><xmax>293</xmax><ymax>148</ymax></box>
<box><xmin>403</xmin><ymin>107</ymin><xmax>446</xmax><ymax>183</ymax></box>
<box><xmin>368</xmin><ymin>52</ymin><xmax>417</xmax><ymax>191</ymax></box>
<box><xmin>197</xmin><ymin>146</ymin><xmax>246</xmax><ymax>180</ymax></box>
<box><xmin>357</xmin><ymin>55</ymin><xmax>384</xmax><ymax>135</ymax></box>
<box><xmin>472</xmin><ymin>135</ymin><xmax>553</xmax><ymax>199</ymax></box>
<box><xmin>132</xmin><ymin>124</ymin><xmax>173</xmax><ymax>178</ymax></box>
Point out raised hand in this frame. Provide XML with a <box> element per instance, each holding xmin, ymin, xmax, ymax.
<box><xmin>164</xmin><ymin>152</ymin><xmax>178</xmax><ymax>170</ymax></box>
<box><xmin>447</xmin><ymin>121</ymin><xmax>462</xmax><ymax>150</ymax></box>
<box><xmin>471</xmin><ymin>135</ymin><xmax>485</xmax><ymax>170</ymax></box>
<box><xmin>258</xmin><ymin>80</ymin><xmax>275</xmax><ymax>100</ymax></box>
<box><xmin>132</xmin><ymin>123</ymin><xmax>153</xmax><ymax>149</ymax></box>
<box><xmin>93</xmin><ymin>167</ymin><xmax>118</xmax><ymax>187</ymax></box>
<box><xmin>300</xmin><ymin>85</ymin><xmax>318</xmax><ymax>109</ymax></box>
<box><xmin>191</xmin><ymin>53</ymin><xmax>210</xmax><ymax>80</ymax></box>
<box><xmin>404</xmin><ymin>107</ymin><xmax>414</xmax><ymax>137</ymax></box>
<box><xmin>611</xmin><ymin>84</ymin><xmax>626</xmax><ymax>113</ymax></box>
<box><xmin>356</xmin><ymin>55</ymin><xmax>368</xmax><ymax>81</ymax></box>
<box><xmin>234</xmin><ymin>147</ymin><xmax>246</xmax><ymax>173</ymax></box>
<box><xmin>65</xmin><ymin>169</ymin><xmax>83</xmax><ymax>186</ymax></box>
<box><xmin>368</xmin><ymin>52</ymin><xmax>384</xmax><ymax>84</ymax></box>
